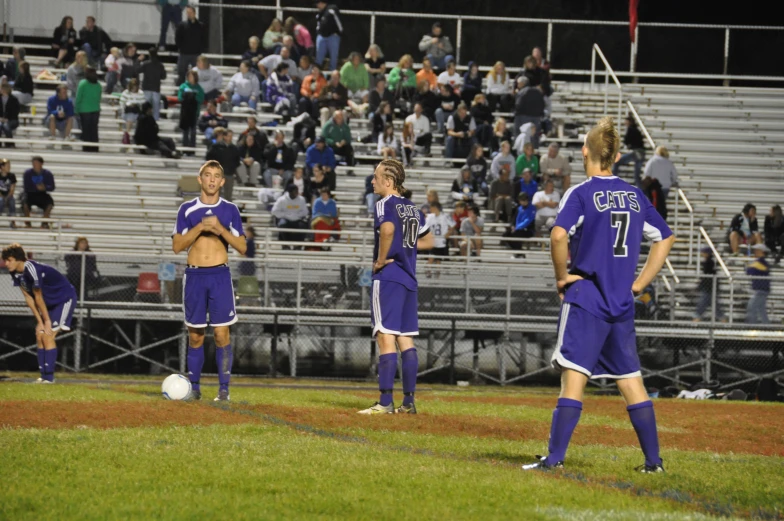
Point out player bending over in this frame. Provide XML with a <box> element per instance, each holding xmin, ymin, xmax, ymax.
<box><xmin>172</xmin><ymin>160</ymin><xmax>246</xmax><ymax>401</ymax></box>
<box><xmin>359</xmin><ymin>159</ymin><xmax>434</xmax><ymax>414</ymax></box>
<box><xmin>3</xmin><ymin>243</ymin><xmax>78</xmax><ymax>383</ymax></box>
<box><xmin>523</xmin><ymin>117</ymin><xmax>675</xmax><ymax>472</ymax></box>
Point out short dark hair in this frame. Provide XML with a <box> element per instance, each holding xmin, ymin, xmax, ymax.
<box><xmin>517</xmin><ymin>192</ymin><xmax>529</xmax><ymax>202</ymax></box>
<box><xmin>743</xmin><ymin>203</ymin><xmax>756</xmax><ymax>215</ymax></box>
<box><xmin>32</xmin><ymin>156</ymin><xmax>44</xmax><ymax>164</ymax></box>
<box><xmin>276</xmin><ymin>62</ymin><xmax>289</xmax><ymax>74</ymax></box>
<box><xmin>87</xmin><ymin>16</ymin><xmax>96</xmax><ymax>23</ymax></box>
<box><xmin>469</xmin><ymin>204</ymin><xmax>481</xmax><ymax>215</ymax></box>
<box><xmin>319</xmin><ymin>187</ymin><xmax>331</xmax><ymax>195</ymax></box>
<box><xmin>431</xmin><ymin>201</ymin><xmax>442</xmax><ymax>212</ymax></box>
<box><xmin>1</xmin><ymin>243</ymin><xmax>26</xmax><ymax>262</ymax></box>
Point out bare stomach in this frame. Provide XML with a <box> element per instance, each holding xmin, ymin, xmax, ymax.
<box><xmin>186</xmin><ymin>235</ymin><xmax>229</xmax><ymax>266</ymax></box>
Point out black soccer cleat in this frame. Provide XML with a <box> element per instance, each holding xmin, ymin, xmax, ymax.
<box><xmin>188</xmin><ymin>389</ymin><xmax>201</xmax><ymax>401</ymax></box>
<box><xmin>522</xmin><ymin>455</ymin><xmax>564</xmax><ymax>471</ymax></box>
<box><xmin>636</xmin><ymin>461</ymin><xmax>665</xmax><ymax>473</ymax></box>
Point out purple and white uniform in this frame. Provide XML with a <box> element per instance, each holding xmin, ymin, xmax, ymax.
<box><xmin>12</xmin><ymin>260</ymin><xmax>77</xmax><ymax>332</ymax></box>
<box><xmin>551</xmin><ymin>175</ymin><xmax>672</xmax><ymax>379</ymax></box>
<box><xmin>172</xmin><ymin>197</ymin><xmax>244</xmax><ymax>328</ymax></box>
<box><xmin>371</xmin><ymin>194</ymin><xmax>429</xmax><ymax>336</ymax></box>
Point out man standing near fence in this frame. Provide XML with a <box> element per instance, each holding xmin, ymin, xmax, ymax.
<box><xmin>359</xmin><ymin>159</ymin><xmax>434</xmax><ymax>415</ymax></box>
<box><xmin>523</xmin><ymin>117</ymin><xmax>675</xmax><ymax>473</ymax></box>
<box><xmin>172</xmin><ymin>160</ymin><xmax>246</xmax><ymax>401</ymax></box>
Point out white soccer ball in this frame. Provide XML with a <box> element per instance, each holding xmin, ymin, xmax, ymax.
<box><xmin>161</xmin><ymin>374</ymin><xmax>192</xmax><ymax>400</ymax></box>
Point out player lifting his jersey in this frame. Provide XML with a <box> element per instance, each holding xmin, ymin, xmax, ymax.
<box><xmin>523</xmin><ymin>117</ymin><xmax>675</xmax><ymax>472</ymax></box>
<box><xmin>172</xmin><ymin>160</ymin><xmax>247</xmax><ymax>401</ymax></box>
<box><xmin>359</xmin><ymin>159</ymin><xmax>434</xmax><ymax>415</ymax></box>
<box><xmin>3</xmin><ymin>243</ymin><xmax>78</xmax><ymax>383</ymax></box>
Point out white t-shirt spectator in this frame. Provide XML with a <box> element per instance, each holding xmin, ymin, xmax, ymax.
<box><xmin>405</xmin><ymin>113</ymin><xmax>431</xmax><ymax>136</ymax></box>
<box><xmin>426</xmin><ymin>213</ymin><xmax>454</xmax><ymax>248</ymax></box>
<box><xmin>437</xmin><ymin>71</ymin><xmax>462</xmax><ymax>89</ymax></box>
<box><xmin>377</xmin><ymin>134</ymin><xmax>399</xmax><ymax>155</ymax></box>
<box><xmin>531</xmin><ymin>190</ymin><xmax>561</xmax><ymax>218</ymax></box>
<box><xmin>260</xmin><ymin>54</ymin><xmax>297</xmax><ymax>75</ymax></box>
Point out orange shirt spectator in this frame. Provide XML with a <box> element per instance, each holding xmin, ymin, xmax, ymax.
<box><xmin>416</xmin><ymin>57</ymin><xmax>438</xmax><ymax>91</ymax></box>
<box><xmin>300</xmin><ymin>69</ymin><xmax>327</xmax><ymax>99</ymax></box>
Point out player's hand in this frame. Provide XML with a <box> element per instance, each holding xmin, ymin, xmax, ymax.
<box><xmin>36</xmin><ymin>321</ymin><xmax>45</xmax><ymax>335</ymax></box>
<box><xmin>43</xmin><ymin>319</ymin><xmax>53</xmax><ymax>336</ymax></box>
<box><xmin>556</xmin><ymin>274</ymin><xmax>583</xmax><ymax>300</ymax></box>
<box><xmin>631</xmin><ymin>281</ymin><xmax>645</xmax><ymax>296</ymax></box>
<box><xmin>373</xmin><ymin>259</ymin><xmax>394</xmax><ymax>273</ymax></box>
<box><xmin>201</xmin><ymin>216</ymin><xmax>219</xmax><ymax>233</ymax></box>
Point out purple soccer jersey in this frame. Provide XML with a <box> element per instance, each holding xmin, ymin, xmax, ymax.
<box><xmin>172</xmin><ymin>197</ymin><xmax>244</xmax><ymax>248</ymax></box>
<box><xmin>554</xmin><ymin>175</ymin><xmax>672</xmax><ymax>322</ymax></box>
<box><xmin>372</xmin><ymin>194</ymin><xmax>429</xmax><ymax>290</ymax></box>
<box><xmin>12</xmin><ymin>260</ymin><xmax>76</xmax><ymax>306</ymax></box>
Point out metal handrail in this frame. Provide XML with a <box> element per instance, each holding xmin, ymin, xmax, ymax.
<box><xmin>699</xmin><ymin>226</ymin><xmax>732</xmax><ymax>280</ymax></box>
<box><xmin>590</xmin><ymin>44</ymin><xmax>623</xmax><ymax>123</ymax></box>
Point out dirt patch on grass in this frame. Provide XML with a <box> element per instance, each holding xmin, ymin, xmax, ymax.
<box><xmin>0</xmin><ymin>401</ymin><xmax>256</xmax><ymax>430</ymax></box>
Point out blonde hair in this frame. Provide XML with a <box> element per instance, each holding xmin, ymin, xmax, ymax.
<box><xmin>655</xmin><ymin>146</ymin><xmax>670</xmax><ymax>159</ymax></box>
<box><xmin>493</xmin><ymin>117</ymin><xmax>506</xmax><ymax>134</ymax></box>
<box><xmin>585</xmin><ymin>117</ymin><xmax>620</xmax><ymax>171</ymax></box>
<box><xmin>402</xmin><ymin>121</ymin><xmax>414</xmax><ymax>142</ymax></box>
<box><xmin>378</xmin><ymin>159</ymin><xmax>406</xmax><ymax>194</ymax></box>
<box><xmin>267</xmin><ymin>18</ymin><xmax>282</xmax><ymax>32</ymax></box>
<box><xmin>365</xmin><ymin>43</ymin><xmax>383</xmax><ymax>60</ymax></box>
<box><xmin>398</xmin><ymin>54</ymin><xmax>413</xmax><ymax>69</ymax></box>
<box><xmin>487</xmin><ymin>61</ymin><xmax>506</xmax><ymax>83</ymax></box>
<box><xmin>199</xmin><ymin>160</ymin><xmax>224</xmax><ymax>177</ymax></box>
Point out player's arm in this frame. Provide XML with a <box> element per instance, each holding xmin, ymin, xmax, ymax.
<box><xmin>31</xmin><ymin>288</ymin><xmax>53</xmax><ymax>335</ymax></box>
<box><xmin>374</xmin><ymin>221</ymin><xmax>395</xmax><ymax>273</ymax></box>
<box><xmin>172</xmin><ymin>223</ymin><xmax>204</xmax><ymax>254</ymax></box>
<box><xmin>20</xmin><ymin>288</ymin><xmax>44</xmax><ymax>329</ymax></box>
<box><xmin>633</xmin><ymin>234</ymin><xmax>675</xmax><ymax>294</ymax></box>
<box><xmin>214</xmin><ymin>221</ymin><xmax>248</xmax><ymax>256</ymax></box>
<box><xmin>417</xmin><ymin>229</ymin><xmax>434</xmax><ymax>251</ymax></box>
<box><xmin>550</xmin><ymin>226</ymin><xmax>582</xmax><ymax>298</ymax></box>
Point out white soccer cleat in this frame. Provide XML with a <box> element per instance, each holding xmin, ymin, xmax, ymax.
<box><xmin>357</xmin><ymin>402</ymin><xmax>395</xmax><ymax>415</ymax></box>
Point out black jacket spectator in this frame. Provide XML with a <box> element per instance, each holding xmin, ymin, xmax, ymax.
<box><xmin>197</xmin><ymin>110</ymin><xmax>229</xmax><ymax>133</ymax></box>
<box><xmin>0</xmin><ymin>92</ymin><xmax>20</xmax><ymax>121</ymax></box>
<box><xmin>53</xmin><ymin>25</ymin><xmax>78</xmax><ymax>62</ymax></box>
<box><xmin>238</xmin><ymin>140</ymin><xmax>265</xmax><ymax>166</ymax></box>
<box><xmin>624</xmin><ymin>121</ymin><xmax>645</xmax><ymax>150</ymax></box>
<box><xmin>515</xmin><ymin>86</ymin><xmax>545</xmax><ymax>118</ymax></box>
<box><xmin>263</xmin><ymin>141</ymin><xmax>296</xmax><ymax>171</ymax></box>
<box><xmin>319</xmin><ymin>81</ymin><xmax>348</xmax><ymax>110</ymax></box>
<box><xmin>698</xmin><ymin>254</ymin><xmax>718</xmax><ymax>293</ymax></box>
<box><xmin>206</xmin><ymin>141</ymin><xmax>241</xmax><ymax>178</ymax></box>
<box><xmin>65</xmin><ymin>252</ymin><xmax>100</xmax><ymax>293</ymax></box>
<box><xmin>764</xmin><ymin>207</ymin><xmax>783</xmax><ymax>258</ymax></box>
<box><xmin>134</xmin><ymin>113</ymin><xmax>160</xmax><ymax>148</ymax></box>
<box><xmin>437</xmin><ymin>88</ymin><xmax>460</xmax><ymax>113</ymax></box>
<box><xmin>175</xmin><ymin>18</ymin><xmax>206</xmax><ymax>55</ymax></box>
<box><xmin>729</xmin><ymin>212</ymin><xmax>758</xmax><ymax>237</ymax></box>
<box><xmin>520</xmin><ymin>67</ymin><xmax>552</xmax><ymax>96</ymax></box>
<box><xmin>13</xmin><ymin>71</ymin><xmax>34</xmax><ymax>97</ymax></box>
<box><xmin>470</xmin><ymin>103</ymin><xmax>493</xmax><ymax>126</ymax></box>
<box><xmin>316</xmin><ymin>4</ymin><xmax>343</xmax><ymax>37</ymax></box>
<box><xmin>642</xmin><ymin>177</ymin><xmax>667</xmax><ymax>219</ymax></box>
<box><xmin>414</xmin><ymin>89</ymin><xmax>439</xmax><ymax>120</ymax></box>
<box><xmin>139</xmin><ymin>59</ymin><xmax>167</xmax><ymax>92</ymax></box>
<box><xmin>79</xmin><ymin>25</ymin><xmax>112</xmax><ymax>56</ymax></box>
<box><xmin>466</xmin><ymin>154</ymin><xmax>488</xmax><ymax>184</ymax></box>
<box><xmin>372</xmin><ymin>111</ymin><xmax>393</xmax><ymax>138</ymax></box>
<box><xmin>369</xmin><ymin>87</ymin><xmax>394</xmax><ymax>115</ymax></box>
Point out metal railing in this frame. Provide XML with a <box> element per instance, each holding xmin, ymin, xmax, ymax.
<box><xmin>591</xmin><ymin>44</ymin><xmax>624</xmax><ymax>124</ymax></box>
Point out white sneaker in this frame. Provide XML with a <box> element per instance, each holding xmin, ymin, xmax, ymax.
<box><xmin>41</xmin><ymin>379</ymin><xmax>54</xmax><ymax>384</ymax></box>
<box><xmin>66</xmin><ymin>135</ymin><xmax>76</xmax><ymax>142</ymax></box>
<box><xmin>34</xmin><ymin>377</ymin><xmax>45</xmax><ymax>383</ymax></box>
<box><xmin>357</xmin><ymin>402</ymin><xmax>395</xmax><ymax>415</ymax></box>
<box><xmin>47</xmin><ymin>135</ymin><xmax>57</xmax><ymax>141</ymax></box>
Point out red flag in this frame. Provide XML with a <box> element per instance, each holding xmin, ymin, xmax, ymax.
<box><xmin>629</xmin><ymin>0</ymin><xmax>639</xmax><ymax>42</ymax></box>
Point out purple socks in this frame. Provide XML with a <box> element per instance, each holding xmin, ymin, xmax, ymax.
<box><xmin>42</xmin><ymin>348</ymin><xmax>58</xmax><ymax>382</ymax></box>
<box><xmin>401</xmin><ymin>348</ymin><xmax>418</xmax><ymax>406</ymax></box>
<box><xmin>377</xmin><ymin>352</ymin><xmax>397</xmax><ymax>407</ymax></box>
<box><xmin>627</xmin><ymin>400</ymin><xmax>662</xmax><ymax>467</ymax></box>
<box><xmin>37</xmin><ymin>349</ymin><xmax>45</xmax><ymax>379</ymax></box>
<box><xmin>187</xmin><ymin>346</ymin><xmax>204</xmax><ymax>391</ymax></box>
<box><xmin>216</xmin><ymin>344</ymin><xmax>233</xmax><ymax>393</ymax></box>
<box><xmin>545</xmin><ymin>398</ymin><xmax>583</xmax><ymax>465</ymax></box>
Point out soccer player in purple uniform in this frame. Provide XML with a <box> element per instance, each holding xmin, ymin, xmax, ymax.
<box><xmin>359</xmin><ymin>159</ymin><xmax>434</xmax><ymax>414</ymax></box>
<box><xmin>3</xmin><ymin>243</ymin><xmax>78</xmax><ymax>383</ymax></box>
<box><xmin>523</xmin><ymin>118</ymin><xmax>675</xmax><ymax>473</ymax></box>
<box><xmin>172</xmin><ymin>160</ymin><xmax>247</xmax><ymax>401</ymax></box>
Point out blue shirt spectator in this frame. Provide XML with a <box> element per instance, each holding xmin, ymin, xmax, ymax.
<box><xmin>306</xmin><ymin>138</ymin><xmax>336</xmax><ymax>171</ymax></box>
<box><xmin>312</xmin><ymin>195</ymin><xmax>337</xmax><ymax>219</ymax></box>
<box><xmin>514</xmin><ymin>200</ymin><xmax>536</xmax><ymax>232</ymax></box>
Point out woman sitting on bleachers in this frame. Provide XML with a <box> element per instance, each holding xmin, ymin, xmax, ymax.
<box><xmin>266</xmin><ymin>62</ymin><xmax>297</xmax><ymax>120</ymax></box>
<box><xmin>10</xmin><ymin>61</ymin><xmax>33</xmax><ymax>106</ymax></box>
<box><xmin>135</xmin><ymin>102</ymin><xmax>181</xmax><ymax>159</ymax></box>
<box><xmin>237</xmin><ymin>133</ymin><xmax>264</xmax><ymax>187</ymax></box>
<box><xmin>225</xmin><ymin>60</ymin><xmax>260</xmax><ymax>111</ymax></box>
<box><xmin>119</xmin><ymin>79</ymin><xmax>147</xmax><ymax>144</ymax></box>
<box><xmin>485</xmin><ymin>61</ymin><xmax>513</xmax><ymax>113</ymax></box>
<box><xmin>311</xmin><ymin>188</ymin><xmax>340</xmax><ymax>245</ymax></box>
<box><xmin>369</xmin><ymin>101</ymin><xmax>393</xmax><ymax>143</ymax></box>
<box><xmin>52</xmin><ymin>16</ymin><xmax>78</xmax><ymax>68</ymax></box>
<box><xmin>377</xmin><ymin>122</ymin><xmax>398</xmax><ymax>160</ymax></box>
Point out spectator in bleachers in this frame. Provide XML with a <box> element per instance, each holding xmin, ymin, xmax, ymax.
<box><xmin>340</xmin><ymin>52</ymin><xmax>370</xmax><ymax>113</ymax></box>
<box><xmin>139</xmin><ymin>47</ymin><xmax>166</xmax><ymax>120</ymax></box>
<box><xmin>242</xmin><ymin>36</ymin><xmax>264</xmax><ymax>70</ymax></box>
<box><xmin>532</xmin><ymin>179</ymin><xmax>560</xmax><ymax>234</ymax></box>
<box><xmin>286</xmin><ymin>166</ymin><xmax>311</xmax><ymax>199</ymax></box>
<box><xmin>66</xmin><ymin>51</ymin><xmax>89</xmax><ymax>99</ymax></box>
<box><xmin>322</xmin><ymin>110</ymin><xmax>354</xmax><ymax>166</ymax></box>
<box><xmin>368</xmin><ymin>77</ymin><xmax>394</xmax><ymax>117</ymax></box>
<box><xmin>764</xmin><ymin>205</ymin><xmax>783</xmax><ymax>264</ymax></box>
<box><xmin>425</xmin><ymin>201</ymin><xmax>454</xmax><ymax>267</ymax></box>
<box><xmin>425</xmin><ymin>188</ymin><xmax>440</xmax><ymax>212</ymax></box>
<box><xmin>520</xmin><ymin>54</ymin><xmax>551</xmax><ymax>94</ymax></box>
<box><xmin>418</xmin><ymin>22</ymin><xmax>454</xmax><ymax>71</ymax></box>
<box><xmin>641</xmin><ymin>175</ymin><xmax>667</xmax><ymax>219</ymax></box>
<box><xmin>514</xmin><ymin>167</ymin><xmax>537</xmax><ymax>202</ymax></box>
<box><xmin>264</xmin><ymin>130</ymin><xmax>297</xmax><ymax>187</ymax></box>
<box><xmin>413</xmin><ymin>80</ymin><xmax>438</xmax><ymax>121</ymax></box>
<box><xmin>45</xmin><ymin>84</ymin><xmax>75</xmax><ymax>141</ymax></box>
<box><xmin>505</xmin><ymin>192</ymin><xmax>535</xmax><ymax>249</ymax></box>
<box><xmin>489</xmin><ymin>117</ymin><xmax>512</xmax><ymax>155</ymax></box>
<box><xmin>485</xmin><ymin>61</ymin><xmax>513</xmax><ymax>113</ymax></box>
<box><xmin>532</xmin><ymin>46</ymin><xmax>550</xmax><ymax>71</ymax></box>
<box><xmin>318</xmin><ymin>69</ymin><xmax>347</xmax><ymax>126</ymax></box>
<box><xmin>470</xmin><ymin>93</ymin><xmax>493</xmax><ymax>148</ymax></box>
<box><xmin>238</xmin><ymin>226</ymin><xmax>256</xmax><ymax>276</ymax></box>
<box><xmin>515</xmin><ymin>141</ymin><xmax>539</xmax><ymax>177</ymax></box>
<box><xmin>539</xmin><ymin>142</ymin><xmax>571</xmax><ymax>191</ymax></box>
<box><xmin>298</xmin><ymin>63</ymin><xmax>326</xmax><ymax>119</ymax></box>
<box><xmin>462</xmin><ymin>62</ymin><xmax>482</xmax><ymax>104</ymax></box>
<box><xmin>0</xmin><ymin>158</ymin><xmax>16</xmax><ymax>227</ymax></box>
<box><xmin>293</xmin><ymin>55</ymin><xmax>314</xmax><ymax>85</ymax></box>
<box><xmin>378</xmin><ymin>123</ymin><xmax>398</xmax><ymax>160</ymax></box>
<box><xmin>0</xmin><ymin>84</ymin><xmax>20</xmax><ymax>145</ymax></box>
<box><xmin>400</xmin><ymin>121</ymin><xmax>416</xmax><ymax>166</ymax></box>
<box><xmin>75</xmin><ymin>67</ymin><xmax>101</xmax><ymax>152</ymax></box>
<box><xmin>206</xmin><ymin>127</ymin><xmax>241</xmax><ymax>201</ymax></box>
<box><xmin>65</xmin><ymin>237</ymin><xmax>100</xmax><ymax>296</ymax></box>
<box><xmin>10</xmin><ymin>61</ymin><xmax>33</xmax><ymax>106</ymax></box>
<box><xmin>451</xmin><ymin>165</ymin><xmax>479</xmax><ymax>202</ymax></box>
<box><xmin>612</xmin><ymin>115</ymin><xmax>646</xmax><ymax>186</ymax></box>
<box><xmin>53</xmin><ymin>16</ymin><xmax>78</xmax><ymax>68</ymax></box>
<box><xmin>135</xmin><ymin>102</ymin><xmax>181</xmax><ymax>158</ymax></box>
<box><xmin>198</xmin><ymin>100</ymin><xmax>229</xmax><ymax>143</ymax></box>
<box><xmin>513</xmin><ymin>76</ymin><xmax>543</xmax><ymax>144</ymax></box>
<box><xmin>745</xmin><ymin>244</ymin><xmax>770</xmax><ymax>324</ymax></box>
<box><xmin>642</xmin><ymin>146</ymin><xmax>679</xmax><ymax>200</ymax></box>
<box><xmin>194</xmin><ymin>55</ymin><xmax>223</xmax><ymax>102</ymax></box>
<box><xmin>466</xmin><ymin>143</ymin><xmax>488</xmax><ymax>193</ymax></box>
<box><xmin>512</xmin><ymin>121</ymin><xmax>535</xmax><ymax>157</ymax></box>
<box><xmin>175</xmin><ymin>6</ymin><xmax>206</xmax><ymax>85</ymax></box>
<box><xmin>258</xmin><ymin>47</ymin><xmax>297</xmax><ymax>81</ymax></box>
<box><xmin>119</xmin><ymin>78</ymin><xmax>146</xmax><ymax>144</ymax></box>
<box><xmin>404</xmin><ymin>102</ymin><xmax>433</xmax><ymax>156</ymax></box>
<box><xmin>728</xmin><ymin>203</ymin><xmax>763</xmax><ymax>255</ymax></box>
<box><xmin>693</xmin><ymin>247</ymin><xmax>723</xmax><ymax>322</ymax></box>
<box><xmin>437</xmin><ymin>60</ymin><xmax>462</xmax><ymax>95</ymax></box>
<box><xmin>387</xmin><ymin>55</ymin><xmax>416</xmax><ymax>101</ymax></box>
<box><xmin>104</xmin><ymin>47</ymin><xmax>121</xmax><ymax>93</ymax></box>
<box><xmin>490</xmin><ymin>165</ymin><xmax>514</xmax><ymax>222</ymax></box>
<box><xmin>445</xmin><ymin>102</ymin><xmax>476</xmax><ymax>159</ymax></box>
<box><xmin>364</xmin><ymin>173</ymin><xmax>377</xmax><ymax>214</ymax></box>
<box><xmin>271</xmin><ymin>185</ymin><xmax>310</xmax><ymax>248</ymax></box>
<box><xmin>22</xmin><ymin>156</ymin><xmax>55</xmax><ymax>228</ymax></box>
<box><xmin>237</xmin><ymin>133</ymin><xmax>263</xmax><ymax>187</ymax></box>
<box><xmin>4</xmin><ymin>46</ymin><xmax>25</xmax><ymax>82</ymax></box>
<box><xmin>416</xmin><ymin>57</ymin><xmax>438</xmax><ymax>92</ymax></box>
<box><xmin>452</xmin><ymin>200</ymin><xmax>468</xmax><ymax>230</ymax></box>
<box><xmin>118</xmin><ymin>43</ymin><xmax>143</xmax><ymax>89</ymax></box>
<box><xmin>157</xmin><ymin>0</ymin><xmax>187</xmax><ymax>51</ymax></box>
<box><xmin>364</xmin><ymin>44</ymin><xmax>386</xmax><ymax>87</ymax></box>
<box><xmin>238</xmin><ymin>116</ymin><xmax>266</xmax><ymax>147</ymax></box>
<box><xmin>315</xmin><ymin>1</ymin><xmax>343</xmax><ymax>71</ymax></box>
<box><xmin>310</xmin><ymin>164</ymin><xmax>331</xmax><ymax>200</ymax></box>
<box><xmin>489</xmin><ymin>140</ymin><xmax>515</xmax><ymax>184</ymax></box>
<box><xmin>370</xmin><ymin>101</ymin><xmax>393</xmax><ymax>142</ymax></box>
<box><xmin>311</xmin><ymin>187</ymin><xmax>340</xmax><ymax>244</ymax></box>
<box><xmin>225</xmin><ymin>60</ymin><xmax>260</xmax><ymax>110</ymax></box>
<box><xmin>266</xmin><ymin>63</ymin><xmax>297</xmax><ymax>120</ymax></box>
<box><xmin>79</xmin><ymin>16</ymin><xmax>112</xmax><ymax>66</ymax></box>
<box><xmin>434</xmin><ymin>84</ymin><xmax>459</xmax><ymax>134</ymax></box>
<box><xmin>262</xmin><ymin>18</ymin><xmax>285</xmax><ymax>54</ymax></box>
<box><xmin>284</xmin><ymin>17</ymin><xmax>314</xmax><ymax>58</ymax></box>
<box><xmin>459</xmin><ymin>203</ymin><xmax>484</xmax><ymax>257</ymax></box>
<box><xmin>177</xmin><ymin>69</ymin><xmax>205</xmax><ymax>153</ymax></box>
<box><xmin>280</xmin><ymin>35</ymin><xmax>302</xmax><ymax>65</ymax></box>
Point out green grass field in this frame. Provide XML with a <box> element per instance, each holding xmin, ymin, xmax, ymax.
<box><xmin>1</xmin><ymin>374</ymin><xmax>782</xmax><ymax>521</ymax></box>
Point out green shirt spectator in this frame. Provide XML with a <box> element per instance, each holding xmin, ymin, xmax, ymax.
<box><xmin>321</xmin><ymin>113</ymin><xmax>352</xmax><ymax>146</ymax></box>
<box><xmin>515</xmin><ymin>149</ymin><xmax>540</xmax><ymax>176</ymax></box>
<box><xmin>388</xmin><ymin>54</ymin><xmax>416</xmax><ymax>91</ymax></box>
<box><xmin>339</xmin><ymin>52</ymin><xmax>369</xmax><ymax>93</ymax></box>
<box><xmin>74</xmin><ymin>78</ymin><xmax>102</xmax><ymax>114</ymax></box>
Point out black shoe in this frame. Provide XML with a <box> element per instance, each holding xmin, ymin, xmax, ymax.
<box><xmin>188</xmin><ymin>389</ymin><xmax>201</xmax><ymax>401</ymax></box>
<box><xmin>522</xmin><ymin>455</ymin><xmax>564</xmax><ymax>471</ymax></box>
<box><xmin>636</xmin><ymin>461</ymin><xmax>665</xmax><ymax>473</ymax></box>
